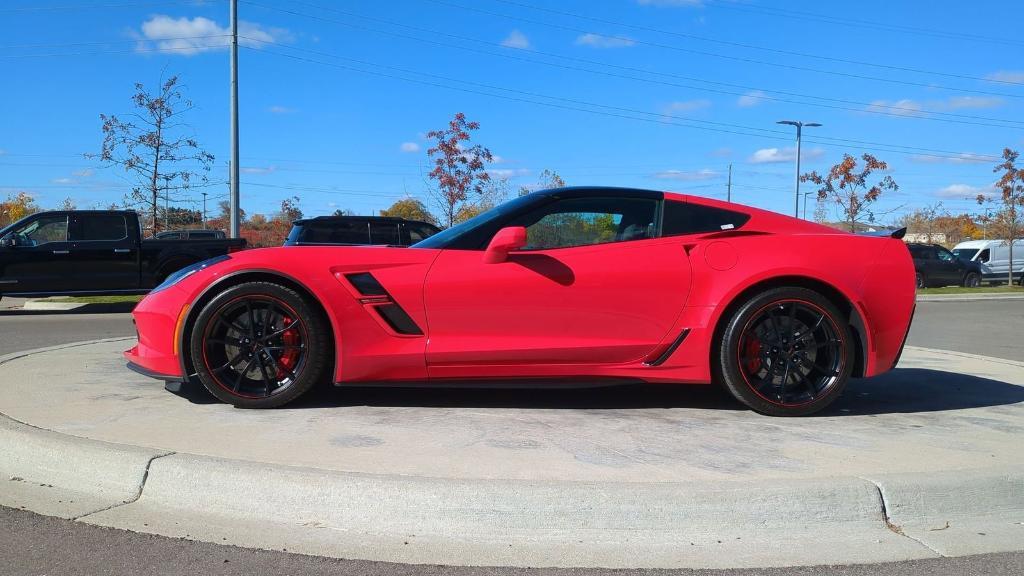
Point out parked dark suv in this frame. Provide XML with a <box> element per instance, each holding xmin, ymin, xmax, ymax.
<box><xmin>284</xmin><ymin>216</ymin><xmax>440</xmax><ymax>247</ymax></box>
<box><xmin>907</xmin><ymin>243</ymin><xmax>982</xmax><ymax>288</ymax></box>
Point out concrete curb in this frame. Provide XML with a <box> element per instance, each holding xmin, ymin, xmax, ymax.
<box><xmin>0</xmin><ymin>414</ymin><xmax>169</xmax><ymax>520</ymax></box>
<box><xmin>902</xmin><ymin>345</ymin><xmax>1024</xmax><ymax>369</ymax></box>
<box><xmin>19</xmin><ymin>299</ymin><xmax>138</xmax><ymax>313</ymax></box>
<box><xmin>1</xmin><ymin>339</ymin><xmax>1023</xmax><ymax>568</ymax></box>
<box><xmin>21</xmin><ymin>300</ymin><xmax>87</xmax><ymax>311</ymax></box>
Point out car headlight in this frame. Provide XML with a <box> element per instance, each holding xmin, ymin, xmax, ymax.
<box><xmin>151</xmin><ymin>255</ymin><xmax>231</xmax><ymax>294</ymax></box>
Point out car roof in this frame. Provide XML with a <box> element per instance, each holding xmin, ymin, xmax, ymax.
<box><xmin>952</xmin><ymin>240</ymin><xmax>994</xmax><ymax>249</ymax></box>
<box><xmin>294</xmin><ymin>215</ymin><xmax>433</xmax><ymax>225</ymax></box>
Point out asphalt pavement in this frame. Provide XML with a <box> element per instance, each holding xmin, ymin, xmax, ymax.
<box><xmin>0</xmin><ymin>297</ymin><xmax>1022</xmax><ymax>575</ymax></box>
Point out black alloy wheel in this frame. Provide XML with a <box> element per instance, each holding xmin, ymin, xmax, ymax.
<box><xmin>190</xmin><ymin>282</ymin><xmax>329</xmax><ymax>408</ymax></box>
<box><xmin>716</xmin><ymin>287</ymin><xmax>854</xmax><ymax>416</ymax></box>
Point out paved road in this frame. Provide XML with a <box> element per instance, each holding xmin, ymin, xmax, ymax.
<box><xmin>909</xmin><ymin>300</ymin><xmax>1023</xmax><ymax>361</ymax></box>
<box><xmin>1</xmin><ymin>299</ymin><xmax>1021</xmax><ymax>575</ymax></box>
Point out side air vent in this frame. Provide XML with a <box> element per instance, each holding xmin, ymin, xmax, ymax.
<box><xmin>345</xmin><ymin>272</ymin><xmax>388</xmax><ymax>296</ymax></box>
<box><xmin>375</xmin><ymin>304</ymin><xmax>424</xmax><ymax>336</ymax></box>
<box><xmin>343</xmin><ymin>272</ymin><xmax>424</xmax><ymax>336</ymax></box>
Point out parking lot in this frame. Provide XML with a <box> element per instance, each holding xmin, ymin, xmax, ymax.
<box><xmin>1</xmin><ymin>296</ymin><xmax>1022</xmax><ymax>575</ymax></box>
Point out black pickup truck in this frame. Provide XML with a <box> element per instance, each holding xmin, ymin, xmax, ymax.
<box><xmin>0</xmin><ymin>210</ymin><xmax>245</xmax><ymax>299</ymax></box>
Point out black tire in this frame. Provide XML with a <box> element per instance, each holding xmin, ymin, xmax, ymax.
<box><xmin>962</xmin><ymin>272</ymin><xmax>981</xmax><ymax>288</ymax></box>
<box><xmin>915</xmin><ymin>272</ymin><xmax>926</xmax><ymax>289</ymax></box>
<box><xmin>714</xmin><ymin>287</ymin><xmax>855</xmax><ymax>417</ymax></box>
<box><xmin>189</xmin><ymin>281</ymin><xmax>329</xmax><ymax>408</ymax></box>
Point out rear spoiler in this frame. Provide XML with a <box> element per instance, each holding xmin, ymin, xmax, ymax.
<box><xmin>859</xmin><ymin>227</ymin><xmax>906</xmax><ymax>239</ymax></box>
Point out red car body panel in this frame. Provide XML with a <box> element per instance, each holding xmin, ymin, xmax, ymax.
<box><xmin>125</xmin><ymin>190</ymin><xmax>915</xmax><ymax>390</ymax></box>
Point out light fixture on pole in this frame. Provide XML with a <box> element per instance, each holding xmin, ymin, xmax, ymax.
<box><xmin>777</xmin><ymin>120</ymin><xmax>821</xmax><ymax>218</ymax></box>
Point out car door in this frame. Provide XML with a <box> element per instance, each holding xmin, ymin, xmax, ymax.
<box><xmin>0</xmin><ymin>213</ymin><xmax>73</xmax><ymax>293</ymax></box>
<box><xmin>933</xmin><ymin>246</ymin><xmax>962</xmax><ymax>286</ymax></box>
<box><xmin>68</xmin><ymin>213</ymin><xmax>139</xmax><ymax>291</ymax></box>
<box><xmin>423</xmin><ymin>195</ymin><xmax>692</xmax><ymax>378</ymax></box>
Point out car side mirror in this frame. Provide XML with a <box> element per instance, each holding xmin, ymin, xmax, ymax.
<box><xmin>483</xmin><ymin>226</ymin><xmax>527</xmax><ymax>264</ymax></box>
<box><xmin>1</xmin><ymin>235</ymin><xmax>18</xmax><ymax>248</ymax></box>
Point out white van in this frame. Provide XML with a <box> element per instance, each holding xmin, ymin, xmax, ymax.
<box><xmin>951</xmin><ymin>239</ymin><xmax>1024</xmax><ymax>285</ymax></box>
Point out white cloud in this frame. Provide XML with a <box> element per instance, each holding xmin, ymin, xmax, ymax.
<box><xmin>662</xmin><ymin>99</ymin><xmax>711</xmax><ymax>114</ymax></box>
<box><xmin>737</xmin><ymin>90</ymin><xmax>767</xmax><ymax>107</ymax></box>
<box><xmin>866</xmin><ymin>99</ymin><xmax>925</xmax><ymax>117</ymax></box>
<box><xmin>486</xmin><ymin>168</ymin><xmax>531</xmax><ymax>178</ymax></box>
<box><xmin>708</xmin><ymin>147</ymin><xmax>732</xmax><ymax>158</ymax></box>
<box><xmin>268</xmin><ymin>105</ymin><xmax>295</xmax><ymax>114</ymax></box>
<box><xmin>400</xmin><ymin>142</ymin><xmax>420</xmax><ymax>153</ymax></box>
<box><xmin>637</xmin><ymin>0</ymin><xmax>703</xmax><ymax>5</ymax></box>
<box><xmin>910</xmin><ymin>152</ymin><xmax>993</xmax><ymax>164</ymax></box>
<box><xmin>240</xmin><ymin>165</ymin><xmax>276</xmax><ymax>174</ymax></box>
<box><xmin>748</xmin><ymin>146</ymin><xmax>824</xmax><ymax>164</ymax></box>
<box><xmin>936</xmin><ymin>183</ymin><xmax>995</xmax><ymax>198</ymax></box>
<box><xmin>986</xmin><ymin>70</ymin><xmax>1024</xmax><ymax>83</ymax></box>
<box><xmin>575</xmin><ymin>33</ymin><xmax>636</xmax><ymax>48</ymax></box>
<box><xmin>72</xmin><ymin>168</ymin><xmax>94</xmax><ymax>177</ymax></box>
<box><xmin>866</xmin><ymin>96</ymin><xmax>1004</xmax><ymax>117</ymax></box>
<box><xmin>943</xmin><ymin>96</ymin><xmax>1003</xmax><ymax>110</ymax></box>
<box><xmin>500</xmin><ymin>29</ymin><xmax>531</xmax><ymax>49</ymax></box>
<box><xmin>51</xmin><ymin>178</ymin><xmax>75</xmax><ymax>185</ymax></box>
<box><xmin>652</xmin><ymin>168</ymin><xmax>719</xmax><ymax>181</ymax></box>
<box><xmin>136</xmin><ymin>15</ymin><xmax>292</xmax><ymax>55</ymax></box>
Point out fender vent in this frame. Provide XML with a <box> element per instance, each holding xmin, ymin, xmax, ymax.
<box><xmin>344</xmin><ymin>272</ymin><xmax>423</xmax><ymax>336</ymax></box>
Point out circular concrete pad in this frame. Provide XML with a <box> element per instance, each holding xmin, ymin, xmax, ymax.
<box><xmin>3</xmin><ymin>339</ymin><xmax>1023</xmax><ymax>482</ymax></box>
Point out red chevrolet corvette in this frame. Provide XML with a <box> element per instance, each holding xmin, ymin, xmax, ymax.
<box><xmin>126</xmin><ymin>187</ymin><xmax>915</xmax><ymax>416</ymax></box>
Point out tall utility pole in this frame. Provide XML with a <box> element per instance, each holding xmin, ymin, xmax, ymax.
<box><xmin>726</xmin><ymin>163</ymin><xmax>732</xmax><ymax>202</ymax></box>
<box><xmin>777</xmin><ymin>120</ymin><xmax>821</xmax><ymax>218</ymax></box>
<box><xmin>228</xmin><ymin>0</ymin><xmax>240</xmax><ymax>238</ymax></box>
<box><xmin>201</xmin><ymin>191</ymin><xmax>208</xmax><ymax>226</ymax></box>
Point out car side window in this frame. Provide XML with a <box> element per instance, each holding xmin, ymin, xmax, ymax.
<box><xmin>978</xmin><ymin>249</ymin><xmax>990</xmax><ymax>263</ymax></box>
<box><xmin>662</xmin><ymin>200</ymin><xmax>750</xmax><ymax>236</ymax></box>
<box><xmin>10</xmin><ymin>215</ymin><xmax>68</xmax><ymax>246</ymax></box>
<box><xmin>936</xmin><ymin>247</ymin><xmax>956</xmax><ymax>263</ymax></box>
<box><xmin>511</xmin><ymin>197</ymin><xmax>658</xmax><ymax>250</ymax></box>
<box><xmin>75</xmin><ymin>214</ymin><xmax>128</xmax><ymax>242</ymax></box>
<box><xmin>370</xmin><ymin>223</ymin><xmax>401</xmax><ymax>245</ymax></box>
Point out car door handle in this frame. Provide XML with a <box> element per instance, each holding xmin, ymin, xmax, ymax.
<box><xmin>114</xmin><ymin>248</ymin><xmax>131</xmax><ymax>253</ymax></box>
<box><xmin>52</xmin><ymin>250</ymin><xmax>70</xmax><ymax>255</ymax></box>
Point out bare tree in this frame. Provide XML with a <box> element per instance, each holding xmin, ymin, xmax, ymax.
<box><xmin>91</xmin><ymin>76</ymin><xmax>214</xmax><ymax>234</ymax></box>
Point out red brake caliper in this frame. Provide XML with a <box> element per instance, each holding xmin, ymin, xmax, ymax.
<box><xmin>276</xmin><ymin>316</ymin><xmax>300</xmax><ymax>379</ymax></box>
<box><xmin>742</xmin><ymin>336</ymin><xmax>762</xmax><ymax>374</ymax></box>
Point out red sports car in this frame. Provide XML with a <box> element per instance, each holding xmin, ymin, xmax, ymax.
<box><xmin>126</xmin><ymin>187</ymin><xmax>915</xmax><ymax>416</ymax></box>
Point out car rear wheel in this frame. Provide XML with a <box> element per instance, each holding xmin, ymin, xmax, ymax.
<box><xmin>915</xmin><ymin>272</ymin><xmax>926</xmax><ymax>289</ymax></box>
<box><xmin>962</xmin><ymin>272</ymin><xmax>981</xmax><ymax>288</ymax></box>
<box><xmin>189</xmin><ymin>281</ymin><xmax>329</xmax><ymax>408</ymax></box>
<box><xmin>715</xmin><ymin>287</ymin><xmax>854</xmax><ymax>417</ymax></box>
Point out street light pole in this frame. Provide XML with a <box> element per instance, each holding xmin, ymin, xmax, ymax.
<box><xmin>777</xmin><ymin>120</ymin><xmax>821</xmax><ymax>218</ymax></box>
<box><xmin>802</xmin><ymin>191</ymin><xmax>813</xmax><ymax>220</ymax></box>
<box><xmin>229</xmin><ymin>0</ymin><xmax>240</xmax><ymax>239</ymax></box>
<box><xmin>201</xmin><ymin>192</ymin><xmax>208</xmax><ymax>227</ymax></box>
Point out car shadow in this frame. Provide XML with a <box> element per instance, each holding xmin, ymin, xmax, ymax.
<box><xmin>167</xmin><ymin>367</ymin><xmax>1024</xmax><ymax>415</ymax></box>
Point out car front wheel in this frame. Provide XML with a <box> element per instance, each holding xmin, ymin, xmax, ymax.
<box><xmin>189</xmin><ymin>281</ymin><xmax>329</xmax><ymax>408</ymax></box>
<box><xmin>962</xmin><ymin>272</ymin><xmax>981</xmax><ymax>288</ymax></box>
<box><xmin>715</xmin><ymin>287</ymin><xmax>854</xmax><ymax>417</ymax></box>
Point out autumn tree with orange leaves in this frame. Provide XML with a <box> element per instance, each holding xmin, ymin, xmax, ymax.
<box><xmin>426</xmin><ymin>113</ymin><xmax>494</xmax><ymax>228</ymax></box>
<box><xmin>801</xmin><ymin>153</ymin><xmax>898</xmax><ymax>233</ymax></box>
<box><xmin>979</xmin><ymin>148</ymin><xmax>1024</xmax><ymax>285</ymax></box>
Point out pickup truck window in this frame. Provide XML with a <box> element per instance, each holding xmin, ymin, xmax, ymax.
<box><xmin>10</xmin><ymin>215</ymin><xmax>68</xmax><ymax>246</ymax></box>
<box><xmin>75</xmin><ymin>214</ymin><xmax>128</xmax><ymax>241</ymax></box>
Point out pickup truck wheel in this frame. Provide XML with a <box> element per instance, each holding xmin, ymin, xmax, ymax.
<box><xmin>962</xmin><ymin>272</ymin><xmax>980</xmax><ymax>288</ymax></box>
<box><xmin>714</xmin><ymin>287</ymin><xmax>854</xmax><ymax>417</ymax></box>
<box><xmin>189</xmin><ymin>282</ymin><xmax>328</xmax><ymax>408</ymax></box>
<box><xmin>915</xmin><ymin>272</ymin><xmax>926</xmax><ymax>289</ymax></box>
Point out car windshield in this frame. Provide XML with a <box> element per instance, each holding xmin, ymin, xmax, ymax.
<box><xmin>411</xmin><ymin>194</ymin><xmax>539</xmax><ymax>249</ymax></box>
<box><xmin>952</xmin><ymin>248</ymin><xmax>979</xmax><ymax>261</ymax></box>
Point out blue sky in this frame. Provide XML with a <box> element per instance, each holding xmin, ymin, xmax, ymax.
<box><xmin>2</xmin><ymin>0</ymin><xmax>1022</xmax><ymax>223</ymax></box>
